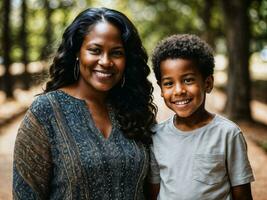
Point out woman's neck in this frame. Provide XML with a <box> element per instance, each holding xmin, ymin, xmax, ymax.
<box><xmin>60</xmin><ymin>81</ymin><xmax>107</xmax><ymax>105</ymax></box>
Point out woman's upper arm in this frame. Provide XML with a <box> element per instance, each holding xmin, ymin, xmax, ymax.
<box><xmin>13</xmin><ymin>110</ymin><xmax>52</xmax><ymax>200</ymax></box>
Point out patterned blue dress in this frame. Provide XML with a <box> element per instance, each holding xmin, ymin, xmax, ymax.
<box><xmin>13</xmin><ymin>90</ymin><xmax>149</xmax><ymax>200</ymax></box>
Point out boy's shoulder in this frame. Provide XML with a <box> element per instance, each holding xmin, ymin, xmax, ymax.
<box><xmin>212</xmin><ymin>114</ymin><xmax>242</xmax><ymax>135</ymax></box>
<box><xmin>152</xmin><ymin>115</ymin><xmax>174</xmax><ymax>135</ymax></box>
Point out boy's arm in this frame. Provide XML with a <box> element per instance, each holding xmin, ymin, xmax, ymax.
<box><xmin>149</xmin><ymin>145</ymin><xmax>160</xmax><ymax>200</ymax></box>
<box><xmin>227</xmin><ymin>132</ymin><xmax>254</xmax><ymax>200</ymax></box>
<box><xmin>149</xmin><ymin>183</ymin><xmax>160</xmax><ymax>200</ymax></box>
<box><xmin>231</xmin><ymin>183</ymin><xmax>253</xmax><ymax>200</ymax></box>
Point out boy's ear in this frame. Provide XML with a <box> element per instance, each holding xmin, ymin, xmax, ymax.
<box><xmin>157</xmin><ymin>81</ymin><xmax>164</xmax><ymax>97</ymax></box>
<box><xmin>205</xmin><ymin>75</ymin><xmax>214</xmax><ymax>93</ymax></box>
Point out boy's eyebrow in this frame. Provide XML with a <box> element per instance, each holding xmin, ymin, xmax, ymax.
<box><xmin>161</xmin><ymin>77</ymin><xmax>172</xmax><ymax>81</ymax></box>
<box><xmin>182</xmin><ymin>72</ymin><xmax>196</xmax><ymax>76</ymax></box>
<box><xmin>161</xmin><ymin>72</ymin><xmax>196</xmax><ymax>80</ymax></box>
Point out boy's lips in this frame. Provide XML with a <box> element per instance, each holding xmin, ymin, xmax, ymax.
<box><xmin>172</xmin><ymin>98</ymin><xmax>192</xmax><ymax>105</ymax></box>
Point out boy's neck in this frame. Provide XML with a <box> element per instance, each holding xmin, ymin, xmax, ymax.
<box><xmin>174</xmin><ymin>109</ymin><xmax>214</xmax><ymax>132</ymax></box>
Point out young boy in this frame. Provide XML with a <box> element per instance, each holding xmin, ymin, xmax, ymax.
<box><xmin>149</xmin><ymin>34</ymin><xmax>254</xmax><ymax>200</ymax></box>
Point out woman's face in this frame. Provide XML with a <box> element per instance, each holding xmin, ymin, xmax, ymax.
<box><xmin>78</xmin><ymin>21</ymin><xmax>126</xmax><ymax>93</ymax></box>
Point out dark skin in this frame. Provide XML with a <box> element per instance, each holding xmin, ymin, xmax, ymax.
<box><xmin>149</xmin><ymin>183</ymin><xmax>159</xmax><ymax>200</ymax></box>
<box><xmin>232</xmin><ymin>183</ymin><xmax>253</xmax><ymax>200</ymax></box>
<box><xmin>59</xmin><ymin>22</ymin><xmax>126</xmax><ymax>139</ymax></box>
<box><xmin>149</xmin><ymin>59</ymin><xmax>253</xmax><ymax>199</ymax></box>
<box><xmin>61</xmin><ymin>82</ymin><xmax>112</xmax><ymax>139</ymax></box>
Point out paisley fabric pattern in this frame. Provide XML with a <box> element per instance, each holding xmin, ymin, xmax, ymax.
<box><xmin>13</xmin><ymin>90</ymin><xmax>149</xmax><ymax>200</ymax></box>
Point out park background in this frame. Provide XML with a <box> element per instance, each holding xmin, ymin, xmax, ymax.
<box><xmin>0</xmin><ymin>0</ymin><xmax>267</xmax><ymax>199</ymax></box>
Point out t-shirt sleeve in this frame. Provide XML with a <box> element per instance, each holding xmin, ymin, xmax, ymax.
<box><xmin>227</xmin><ymin>132</ymin><xmax>255</xmax><ymax>186</ymax></box>
<box><xmin>13</xmin><ymin>110</ymin><xmax>52</xmax><ymax>200</ymax></box>
<box><xmin>149</xmin><ymin>145</ymin><xmax>161</xmax><ymax>184</ymax></box>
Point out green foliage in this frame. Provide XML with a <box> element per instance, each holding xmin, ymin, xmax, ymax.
<box><xmin>250</xmin><ymin>0</ymin><xmax>267</xmax><ymax>52</ymax></box>
<box><xmin>0</xmin><ymin>0</ymin><xmax>266</xmax><ymax>64</ymax></box>
<box><xmin>123</xmin><ymin>0</ymin><xmax>225</xmax><ymax>54</ymax></box>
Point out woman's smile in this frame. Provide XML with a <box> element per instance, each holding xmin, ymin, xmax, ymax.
<box><xmin>78</xmin><ymin>21</ymin><xmax>126</xmax><ymax>93</ymax></box>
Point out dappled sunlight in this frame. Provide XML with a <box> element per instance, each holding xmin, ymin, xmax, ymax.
<box><xmin>0</xmin><ymin>61</ymin><xmax>45</xmax><ymax>76</ymax></box>
<box><xmin>10</xmin><ymin>63</ymin><xmax>24</xmax><ymax>75</ymax></box>
<box><xmin>0</xmin><ymin>86</ymin><xmax>42</xmax><ymax>128</ymax></box>
<box><xmin>250</xmin><ymin>53</ymin><xmax>267</xmax><ymax>80</ymax></box>
<box><xmin>28</xmin><ymin>61</ymin><xmax>46</xmax><ymax>73</ymax></box>
<box><xmin>0</xmin><ymin>65</ymin><xmax>5</xmax><ymax>76</ymax></box>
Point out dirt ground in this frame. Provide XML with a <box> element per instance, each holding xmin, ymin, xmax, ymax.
<box><xmin>0</xmin><ymin>85</ymin><xmax>267</xmax><ymax>199</ymax></box>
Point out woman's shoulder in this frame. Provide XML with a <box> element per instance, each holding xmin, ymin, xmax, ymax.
<box><xmin>30</xmin><ymin>92</ymin><xmax>53</xmax><ymax>111</ymax></box>
<box><xmin>29</xmin><ymin>91</ymin><xmax>60</xmax><ymax>120</ymax></box>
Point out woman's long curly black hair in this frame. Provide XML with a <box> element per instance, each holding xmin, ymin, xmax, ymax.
<box><xmin>44</xmin><ymin>7</ymin><xmax>157</xmax><ymax>144</ymax></box>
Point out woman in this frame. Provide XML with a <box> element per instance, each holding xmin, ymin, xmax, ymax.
<box><xmin>13</xmin><ymin>7</ymin><xmax>157</xmax><ymax>200</ymax></box>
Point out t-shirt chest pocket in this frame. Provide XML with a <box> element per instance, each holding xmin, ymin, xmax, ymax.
<box><xmin>193</xmin><ymin>154</ymin><xmax>226</xmax><ymax>185</ymax></box>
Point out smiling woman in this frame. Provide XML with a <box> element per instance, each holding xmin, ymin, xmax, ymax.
<box><xmin>78</xmin><ymin>22</ymin><xmax>126</xmax><ymax>93</ymax></box>
<box><xmin>12</xmin><ymin>7</ymin><xmax>157</xmax><ymax>200</ymax></box>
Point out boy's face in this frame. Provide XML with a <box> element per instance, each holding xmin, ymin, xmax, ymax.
<box><xmin>158</xmin><ymin>58</ymin><xmax>213</xmax><ymax>118</ymax></box>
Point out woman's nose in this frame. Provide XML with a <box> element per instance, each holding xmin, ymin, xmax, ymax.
<box><xmin>98</xmin><ymin>53</ymin><xmax>113</xmax><ymax>67</ymax></box>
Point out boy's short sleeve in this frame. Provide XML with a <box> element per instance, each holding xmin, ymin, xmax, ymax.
<box><xmin>149</xmin><ymin>145</ymin><xmax>161</xmax><ymax>184</ymax></box>
<box><xmin>227</xmin><ymin>132</ymin><xmax>255</xmax><ymax>186</ymax></box>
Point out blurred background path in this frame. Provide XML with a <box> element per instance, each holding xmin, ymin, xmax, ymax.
<box><xmin>1</xmin><ymin>82</ymin><xmax>267</xmax><ymax>200</ymax></box>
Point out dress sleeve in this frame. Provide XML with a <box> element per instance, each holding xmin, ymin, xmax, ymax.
<box><xmin>13</xmin><ymin>110</ymin><xmax>52</xmax><ymax>200</ymax></box>
<box><xmin>149</xmin><ymin>145</ymin><xmax>161</xmax><ymax>184</ymax></box>
<box><xmin>227</xmin><ymin>132</ymin><xmax>255</xmax><ymax>187</ymax></box>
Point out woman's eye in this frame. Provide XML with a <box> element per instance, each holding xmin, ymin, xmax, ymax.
<box><xmin>88</xmin><ymin>48</ymin><xmax>101</xmax><ymax>54</ymax></box>
<box><xmin>111</xmin><ymin>50</ymin><xmax>124</xmax><ymax>57</ymax></box>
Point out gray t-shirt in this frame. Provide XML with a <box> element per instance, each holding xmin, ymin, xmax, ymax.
<box><xmin>149</xmin><ymin>114</ymin><xmax>254</xmax><ymax>200</ymax></box>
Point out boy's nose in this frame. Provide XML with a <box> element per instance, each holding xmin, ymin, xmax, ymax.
<box><xmin>173</xmin><ymin>83</ymin><xmax>186</xmax><ymax>95</ymax></box>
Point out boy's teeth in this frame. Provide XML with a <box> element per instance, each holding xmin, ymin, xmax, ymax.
<box><xmin>175</xmin><ymin>99</ymin><xmax>190</xmax><ymax>105</ymax></box>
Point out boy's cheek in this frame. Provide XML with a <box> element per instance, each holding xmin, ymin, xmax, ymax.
<box><xmin>160</xmin><ymin>89</ymin><xmax>164</xmax><ymax>97</ymax></box>
<box><xmin>160</xmin><ymin>89</ymin><xmax>170</xmax><ymax>99</ymax></box>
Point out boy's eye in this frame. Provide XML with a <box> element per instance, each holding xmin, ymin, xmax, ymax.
<box><xmin>162</xmin><ymin>81</ymin><xmax>173</xmax><ymax>87</ymax></box>
<box><xmin>184</xmin><ymin>78</ymin><xmax>194</xmax><ymax>84</ymax></box>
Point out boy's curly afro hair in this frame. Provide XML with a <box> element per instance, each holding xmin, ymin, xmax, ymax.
<box><xmin>152</xmin><ymin>34</ymin><xmax>215</xmax><ymax>82</ymax></box>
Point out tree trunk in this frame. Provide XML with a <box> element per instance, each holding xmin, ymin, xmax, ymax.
<box><xmin>40</xmin><ymin>0</ymin><xmax>53</xmax><ymax>60</ymax></box>
<box><xmin>222</xmin><ymin>0</ymin><xmax>252</xmax><ymax>121</ymax></box>
<box><xmin>21</xmin><ymin>0</ymin><xmax>30</xmax><ymax>89</ymax></box>
<box><xmin>202</xmin><ymin>0</ymin><xmax>215</xmax><ymax>48</ymax></box>
<box><xmin>2</xmin><ymin>0</ymin><xmax>13</xmax><ymax>98</ymax></box>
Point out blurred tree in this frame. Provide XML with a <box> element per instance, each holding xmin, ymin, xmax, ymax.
<box><xmin>222</xmin><ymin>0</ymin><xmax>252</xmax><ymax>121</ymax></box>
<box><xmin>2</xmin><ymin>0</ymin><xmax>13</xmax><ymax>98</ymax></box>
<box><xmin>128</xmin><ymin>0</ymin><xmax>224</xmax><ymax>53</ymax></box>
<box><xmin>250</xmin><ymin>0</ymin><xmax>267</xmax><ymax>52</ymax></box>
<box><xmin>0</xmin><ymin>0</ymin><xmax>3</xmax><ymax>58</ymax></box>
<box><xmin>201</xmin><ymin>0</ymin><xmax>215</xmax><ymax>47</ymax></box>
<box><xmin>40</xmin><ymin>0</ymin><xmax>54</xmax><ymax>60</ymax></box>
<box><xmin>20</xmin><ymin>0</ymin><xmax>31</xmax><ymax>89</ymax></box>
